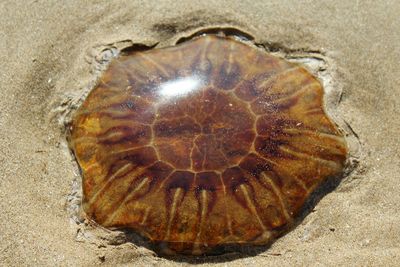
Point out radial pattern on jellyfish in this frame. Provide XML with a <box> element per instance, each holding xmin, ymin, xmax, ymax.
<box><xmin>69</xmin><ymin>34</ymin><xmax>348</xmax><ymax>255</ymax></box>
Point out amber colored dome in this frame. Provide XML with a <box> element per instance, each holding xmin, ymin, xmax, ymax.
<box><xmin>69</xmin><ymin>35</ymin><xmax>347</xmax><ymax>255</ymax></box>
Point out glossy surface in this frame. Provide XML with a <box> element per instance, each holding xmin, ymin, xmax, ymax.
<box><xmin>69</xmin><ymin>35</ymin><xmax>348</xmax><ymax>255</ymax></box>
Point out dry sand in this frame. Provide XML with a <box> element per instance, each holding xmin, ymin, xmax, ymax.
<box><xmin>1</xmin><ymin>1</ymin><xmax>399</xmax><ymax>266</ymax></box>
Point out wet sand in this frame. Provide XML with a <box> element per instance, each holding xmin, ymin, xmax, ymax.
<box><xmin>0</xmin><ymin>1</ymin><xmax>399</xmax><ymax>266</ymax></box>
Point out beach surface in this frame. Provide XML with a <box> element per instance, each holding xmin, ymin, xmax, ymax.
<box><xmin>0</xmin><ymin>1</ymin><xmax>399</xmax><ymax>266</ymax></box>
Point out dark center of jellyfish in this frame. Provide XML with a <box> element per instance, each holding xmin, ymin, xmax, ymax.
<box><xmin>153</xmin><ymin>86</ymin><xmax>256</xmax><ymax>172</ymax></box>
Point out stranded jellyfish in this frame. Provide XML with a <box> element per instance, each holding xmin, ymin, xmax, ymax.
<box><xmin>69</xmin><ymin>34</ymin><xmax>348</xmax><ymax>255</ymax></box>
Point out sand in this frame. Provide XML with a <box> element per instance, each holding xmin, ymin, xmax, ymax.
<box><xmin>0</xmin><ymin>0</ymin><xmax>399</xmax><ymax>266</ymax></box>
